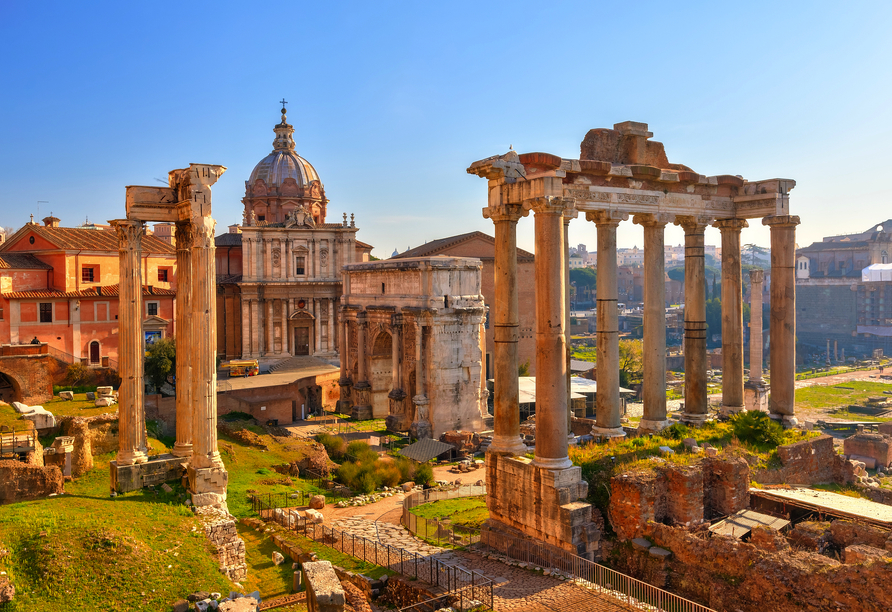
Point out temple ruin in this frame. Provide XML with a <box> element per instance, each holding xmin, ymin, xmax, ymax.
<box><xmin>110</xmin><ymin>164</ymin><xmax>230</xmax><ymax>509</ymax></box>
<box><xmin>469</xmin><ymin>121</ymin><xmax>798</xmax><ymax>558</ymax></box>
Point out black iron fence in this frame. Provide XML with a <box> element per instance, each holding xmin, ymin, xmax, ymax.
<box><xmin>250</xmin><ymin>493</ymin><xmax>493</xmax><ymax>609</ymax></box>
<box><xmin>402</xmin><ymin>484</ymin><xmax>485</xmax><ymax>549</ymax></box>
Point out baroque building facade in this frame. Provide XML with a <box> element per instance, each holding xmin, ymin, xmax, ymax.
<box><xmin>215</xmin><ymin>106</ymin><xmax>372</xmax><ymax>362</ymax></box>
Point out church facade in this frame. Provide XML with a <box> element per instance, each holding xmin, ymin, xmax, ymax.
<box><xmin>216</xmin><ymin>106</ymin><xmax>372</xmax><ymax>362</ymax></box>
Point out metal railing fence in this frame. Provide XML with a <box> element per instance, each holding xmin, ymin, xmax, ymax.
<box><xmin>250</xmin><ymin>493</ymin><xmax>493</xmax><ymax>609</ymax></box>
<box><xmin>480</xmin><ymin>530</ymin><xmax>716</xmax><ymax>612</ymax></box>
<box><xmin>402</xmin><ymin>484</ymin><xmax>486</xmax><ymax>549</ymax></box>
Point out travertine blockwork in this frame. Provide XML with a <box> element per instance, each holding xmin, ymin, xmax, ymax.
<box><xmin>486</xmin><ymin>453</ymin><xmax>599</xmax><ymax>558</ymax></box>
<box><xmin>341</xmin><ymin>257</ymin><xmax>487</xmax><ymax>438</ymax></box>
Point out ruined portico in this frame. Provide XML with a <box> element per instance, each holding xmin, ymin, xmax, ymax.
<box><xmin>469</xmin><ymin>121</ymin><xmax>798</xmax><ymax>558</ymax></box>
<box><xmin>110</xmin><ymin>164</ymin><xmax>231</xmax><ymax>509</ymax></box>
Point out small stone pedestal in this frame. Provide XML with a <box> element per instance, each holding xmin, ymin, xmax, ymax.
<box><xmin>486</xmin><ymin>453</ymin><xmax>599</xmax><ymax>559</ymax></box>
<box><xmin>335</xmin><ymin>378</ymin><xmax>353</xmax><ymax>415</ymax></box>
<box><xmin>744</xmin><ymin>381</ymin><xmax>768</xmax><ymax>412</ymax></box>
<box><xmin>591</xmin><ymin>426</ymin><xmax>626</xmax><ymax>440</ymax></box>
<box><xmin>409</xmin><ymin>420</ymin><xmax>432</xmax><ymax>440</ymax></box>
<box><xmin>187</xmin><ymin>464</ymin><xmax>229</xmax><ymax>507</ymax></box>
<box><xmin>637</xmin><ymin>419</ymin><xmax>672</xmax><ymax>435</ymax></box>
<box><xmin>384</xmin><ymin>390</ymin><xmax>410</xmax><ymax>432</ymax></box>
<box><xmin>679</xmin><ymin>412</ymin><xmax>710</xmax><ymax>426</ymax></box>
<box><xmin>351</xmin><ymin>382</ymin><xmax>372</xmax><ymax>420</ymax></box>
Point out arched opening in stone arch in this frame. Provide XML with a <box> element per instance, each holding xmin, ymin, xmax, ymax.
<box><xmin>0</xmin><ymin>370</ymin><xmax>22</xmax><ymax>404</ymax></box>
<box><xmin>370</xmin><ymin>331</ymin><xmax>392</xmax><ymax>418</ymax></box>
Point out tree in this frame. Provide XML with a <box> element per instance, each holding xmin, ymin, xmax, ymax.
<box><xmin>144</xmin><ymin>337</ymin><xmax>176</xmax><ymax>391</ymax></box>
<box><xmin>65</xmin><ymin>362</ymin><xmax>92</xmax><ymax>389</ymax></box>
<box><xmin>569</xmin><ymin>267</ymin><xmax>596</xmax><ymax>290</ymax></box>
<box><xmin>743</xmin><ymin>243</ymin><xmax>769</xmax><ymax>267</ymax></box>
<box><xmin>618</xmin><ymin>339</ymin><xmax>643</xmax><ymax>386</ymax></box>
<box><xmin>518</xmin><ymin>359</ymin><xmax>531</xmax><ymax>376</ymax></box>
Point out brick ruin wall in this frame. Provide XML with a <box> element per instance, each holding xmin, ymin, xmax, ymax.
<box><xmin>0</xmin><ymin>354</ymin><xmax>53</xmax><ymax>405</ymax></box>
<box><xmin>196</xmin><ymin>506</ymin><xmax>247</xmax><ymax>582</ymax></box>
<box><xmin>60</xmin><ymin>413</ymin><xmax>119</xmax><ymax>477</ymax></box>
<box><xmin>607</xmin><ymin>522</ymin><xmax>892</xmax><ymax>612</ymax></box>
<box><xmin>609</xmin><ymin>456</ymin><xmax>750</xmax><ymax>540</ymax></box>
<box><xmin>753</xmin><ymin>434</ymin><xmax>857</xmax><ymax>485</ymax></box>
<box><xmin>0</xmin><ymin>460</ymin><xmax>64</xmax><ymax>503</ymax></box>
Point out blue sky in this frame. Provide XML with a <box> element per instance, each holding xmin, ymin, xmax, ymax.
<box><xmin>1</xmin><ymin>1</ymin><xmax>890</xmax><ymax>257</ymax></box>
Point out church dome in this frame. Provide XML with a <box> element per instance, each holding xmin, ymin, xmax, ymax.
<box><xmin>247</xmin><ymin>106</ymin><xmax>321</xmax><ymax>190</ymax></box>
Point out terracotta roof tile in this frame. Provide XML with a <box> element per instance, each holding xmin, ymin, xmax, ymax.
<box><xmin>0</xmin><ymin>224</ymin><xmax>175</xmax><ymax>255</ymax></box>
<box><xmin>216</xmin><ymin>233</ymin><xmax>243</xmax><ymax>247</ymax></box>
<box><xmin>2</xmin><ymin>284</ymin><xmax>176</xmax><ymax>299</ymax></box>
<box><xmin>391</xmin><ymin>231</ymin><xmax>534</xmax><ymax>261</ymax></box>
<box><xmin>0</xmin><ymin>253</ymin><xmax>52</xmax><ymax>270</ymax></box>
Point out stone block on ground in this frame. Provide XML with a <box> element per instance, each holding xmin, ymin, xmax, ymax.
<box><xmin>85</xmin><ymin>392</ymin><xmax>95</xmax><ymax>400</ymax></box>
<box><xmin>22</xmin><ymin>407</ymin><xmax>55</xmax><ymax>429</ymax></box>
<box><xmin>171</xmin><ymin>600</ymin><xmax>189</xmax><ymax>612</ymax></box>
<box><xmin>218</xmin><ymin>597</ymin><xmax>259</xmax><ymax>612</ymax></box>
<box><xmin>648</xmin><ymin>546</ymin><xmax>672</xmax><ymax>559</ymax></box>
<box><xmin>161</xmin><ymin>483</ymin><xmax>173</xmax><ymax>493</ymax></box>
<box><xmin>842</xmin><ymin>544</ymin><xmax>890</xmax><ymax>564</ymax></box>
<box><xmin>658</xmin><ymin>446</ymin><xmax>675</xmax><ymax>455</ymax></box>
<box><xmin>272</xmin><ymin>551</ymin><xmax>285</xmax><ymax>565</ymax></box>
<box><xmin>309</xmin><ymin>494</ymin><xmax>325</xmax><ymax>509</ymax></box>
<box><xmin>305</xmin><ymin>509</ymin><xmax>324</xmax><ymax>524</ymax></box>
<box><xmin>96</xmin><ymin>386</ymin><xmax>113</xmax><ymax>397</ymax></box>
<box><xmin>11</xmin><ymin>401</ymin><xmax>31</xmax><ymax>414</ymax></box>
<box><xmin>682</xmin><ymin>437</ymin><xmax>697</xmax><ymax>449</ymax></box>
<box><xmin>94</xmin><ymin>397</ymin><xmax>115</xmax><ymax>407</ymax></box>
<box><xmin>631</xmin><ymin>538</ymin><xmax>651</xmax><ymax>551</ymax></box>
<box><xmin>401</xmin><ymin>481</ymin><xmax>414</xmax><ymax>492</ymax></box>
<box><xmin>302</xmin><ymin>560</ymin><xmax>345</xmax><ymax>611</ymax></box>
<box><xmin>58</xmin><ymin>391</ymin><xmax>74</xmax><ymax>400</ymax></box>
<box><xmin>848</xmin><ymin>454</ymin><xmax>877</xmax><ymax>469</ymax></box>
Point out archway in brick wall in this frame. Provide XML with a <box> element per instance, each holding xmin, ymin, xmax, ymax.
<box><xmin>0</xmin><ymin>369</ymin><xmax>23</xmax><ymax>404</ymax></box>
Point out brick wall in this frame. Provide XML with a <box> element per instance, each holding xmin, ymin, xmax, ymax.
<box><xmin>843</xmin><ymin>433</ymin><xmax>892</xmax><ymax>468</ymax></box>
<box><xmin>0</xmin><ymin>353</ymin><xmax>53</xmax><ymax>404</ymax></box>
<box><xmin>755</xmin><ymin>435</ymin><xmax>856</xmax><ymax>485</ymax></box>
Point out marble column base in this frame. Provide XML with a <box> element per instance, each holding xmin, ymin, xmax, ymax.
<box><xmin>720</xmin><ymin>404</ymin><xmax>746</xmax><ymax>416</ymax></box>
<box><xmin>769</xmin><ymin>413</ymin><xmax>799</xmax><ymax>428</ymax></box>
<box><xmin>744</xmin><ymin>383</ymin><xmax>769</xmax><ymax>412</ymax></box>
<box><xmin>678</xmin><ymin>412</ymin><xmax>710</xmax><ymax>426</ymax></box>
<box><xmin>487</xmin><ymin>435</ymin><xmax>528</xmax><ymax>456</ymax></box>
<box><xmin>637</xmin><ymin>419</ymin><xmax>672</xmax><ymax>434</ymax></box>
<box><xmin>385</xmin><ymin>390</ymin><xmax>410</xmax><ymax>432</ymax></box>
<box><xmin>171</xmin><ymin>443</ymin><xmax>193</xmax><ymax>458</ymax></box>
<box><xmin>590</xmin><ymin>426</ymin><xmax>626</xmax><ymax>440</ymax></box>
<box><xmin>532</xmin><ymin>455</ymin><xmax>574</xmax><ymax>469</ymax></box>
<box><xmin>409</xmin><ymin>420</ymin><xmax>432</xmax><ymax>440</ymax></box>
<box><xmin>115</xmin><ymin>449</ymin><xmax>148</xmax><ymax>466</ymax></box>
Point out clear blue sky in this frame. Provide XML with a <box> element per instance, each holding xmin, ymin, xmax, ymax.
<box><xmin>2</xmin><ymin>1</ymin><xmax>890</xmax><ymax>257</ymax></box>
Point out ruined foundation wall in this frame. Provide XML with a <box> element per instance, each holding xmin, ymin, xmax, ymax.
<box><xmin>61</xmin><ymin>413</ymin><xmax>119</xmax><ymax>477</ymax></box>
<box><xmin>0</xmin><ymin>460</ymin><xmax>64</xmax><ymax>503</ymax></box>
<box><xmin>196</xmin><ymin>506</ymin><xmax>247</xmax><ymax>582</ymax></box>
<box><xmin>753</xmin><ymin>435</ymin><xmax>856</xmax><ymax>485</ymax></box>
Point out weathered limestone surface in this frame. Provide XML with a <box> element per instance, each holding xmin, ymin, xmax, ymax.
<box><xmin>342</xmin><ymin>257</ymin><xmax>486</xmax><ymax>438</ymax></box>
<box><xmin>678</xmin><ymin>216</ymin><xmax>710</xmax><ymax>424</ymax></box>
<box><xmin>196</xmin><ymin>506</ymin><xmax>247</xmax><ymax>582</ymax></box>
<box><xmin>303</xmin><ymin>560</ymin><xmax>346</xmax><ymax>612</ymax></box>
<box><xmin>716</xmin><ymin>219</ymin><xmax>747</xmax><ymax>414</ymax></box>
<box><xmin>745</xmin><ymin>268</ymin><xmax>768</xmax><ymax>412</ymax></box>
<box><xmin>0</xmin><ymin>460</ymin><xmax>64</xmax><ymax>503</ymax></box>
<box><xmin>843</xmin><ymin>433</ymin><xmax>892</xmax><ymax>468</ymax></box>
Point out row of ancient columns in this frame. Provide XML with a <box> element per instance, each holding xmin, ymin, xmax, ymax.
<box><xmin>113</xmin><ymin>217</ymin><xmax>223</xmax><ymax>471</ymax></box>
<box><xmin>337</xmin><ymin>309</ymin><xmax>430</xmax><ymax>429</ymax></box>
<box><xmin>240</xmin><ymin>297</ymin><xmax>336</xmax><ymax>356</ymax></box>
<box><xmin>485</xmin><ymin>201</ymin><xmax>801</xmax><ymax>460</ymax></box>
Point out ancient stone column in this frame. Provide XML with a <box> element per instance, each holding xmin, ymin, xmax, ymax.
<box><xmin>529</xmin><ymin>196</ymin><xmax>573</xmax><ymax>469</ymax></box>
<box><xmin>187</xmin><ymin>216</ymin><xmax>228</xmax><ymax>505</ymax></box>
<box><xmin>634</xmin><ymin>213</ymin><xmax>672</xmax><ymax>433</ymax></box>
<box><xmin>715</xmin><ymin>219</ymin><xmax>748</xmax><ymax>414</ymax></box>
<box><xmin>337</xmin><ymin>309</ymin><xmax>353</xmax><ymax>414</ymax></box>
<box><xmin>410</xmin><ymin>318</ymin><xmax>431</xmax><ymax>439</ymax></box>
<box><xmin>563</xmin><ymin>210</ymin><xmax>577</xmax><ymax>439</ymax></box>
<box><xmin>112</xmin><ymin>219</ymin><xmax>148</xmax><ymax>466</ymax></box>
<box><xmin>266</xmin><ymin>300</ymin><xmax>274</xmax><ymax>355</ymax></box>
<box><xmin>763</xmin><ymin>215</ymin><xmax>800</xmax><ymax>425</ymax></box>
<box><xmin>587</xmin><ymin>210</ymin><xmax>628</xmax><ymax>439</ymax></box>
<box><xmin>386</xmin><ymin>314</ymin><xmax>409</xmax><ymax>431</ymax></box>
<box><xmin>677</xmin><ymin>216</ymin><xmax>711</xmax><ymax>425</ymax></box>
<box><xmin>314</xmin><ymin>299</ymin><xmax>322</xmax><ymax>355</ymax></box>
<box><xmin>748</xmin><ymin>269</ymin><xmax>765</xmax><ymax>384</ymax></box>
<box><xmin>328</xmin><ymin>299</ymin><xmax>335</xmax><ymax>353</ymax></box>
<box><xmin>351</xmin><ymin>311</ymin><xmax>372</xmax><ymax>420</ymax></box>
<box><xmin>172</xmin><ymin>220</ymin><xmax>193</xmax><ymax>458</ymax></box>
<box><xmin>481</xmin><ymin>203</ymin><xmax>528</xmax><ymax>456</ymax></box>
<box><xmin>241</xmin><ymin>297</ymin><xmax>251</xmax><ymax>358</ymax></box>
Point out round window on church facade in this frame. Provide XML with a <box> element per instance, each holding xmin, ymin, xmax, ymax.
<box><xmin>297</xmin><ymin>300</ymin><xmax>306</xmax><ymax>309</ymax></box>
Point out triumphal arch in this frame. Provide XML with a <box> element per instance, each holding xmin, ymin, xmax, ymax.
<box><xmin>469</xmin><ymin>121</ymin><xmax>798</xmax><ymax>558</ymax></box>
<box><xmin>110</xmin><ymin>163</ymin><xmax>230</xmax><ymax>509</ymax></box>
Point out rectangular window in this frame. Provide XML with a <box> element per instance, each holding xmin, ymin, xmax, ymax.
<box><xmin>0</xmin><ymin>306</ymin><xmax>3</xmax><ymax>320</ymax></box>
<box><xmin>158</xmin><ymin>268</ymin><xmax>168</xmax><ymax>282</ymax></box>
<box><xmin>295</xmin><ymin>256</ymin><xmax>306</xmax><ymax>275</ymax></box>
<box><xmin>82</xmin><ymin>267</ymin><xmax>94</xmax><ymax>282</ymax></box>
<box><xmin>39</xmin><ymin>303</ymin><xmax>52</xmax><ymax>323</ymax></box>
<box><xmin>147</xmin><ymin>302</ymin><xmax>159</xmax><ymax>316</ymax></box>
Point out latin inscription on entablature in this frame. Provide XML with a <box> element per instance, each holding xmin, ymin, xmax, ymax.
<box><xmin>565</xmin><ymin>186</ymin><xmax>742</xmax><ymax>216</ymax></box>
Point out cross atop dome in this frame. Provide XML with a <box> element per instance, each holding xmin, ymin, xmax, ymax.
<box><xmin>279</xmin><ymin>98</ymin><xmax>288</xmax><ymax>123</ymax></box>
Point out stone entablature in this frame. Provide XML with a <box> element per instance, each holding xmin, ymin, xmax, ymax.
<box><xmin>339</xmin><ymin>257</ymin><xmax>487</xmax><ymax>438</ymax></box>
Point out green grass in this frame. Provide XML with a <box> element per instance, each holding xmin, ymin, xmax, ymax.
<box><xmin>0</xmin><ymin>451</ymin><xmax>232</xmax><ymax>612</ymax></box>
<box><xmin>570</xmin><ymin>347</ymin><xmax>598</xmax><ymax>362</ymax></box>
<box><xmin>795</xmin><ymin>381</ymin><xmax>892</xmax><ymax>414</ymax></box>
<box><xmin>409</xmin><ymin>496</ymin><xmax>489</xmax><ymax>529</ymax></box>
<box><xmin>0</xmin><ymin>393</ymin><xmax>118</xmax><ymax>430</ymax></box>
<box><xmin>812</xmin><ymin>483</ymin><xmax>872</xmax><ymax>499</ymax></box>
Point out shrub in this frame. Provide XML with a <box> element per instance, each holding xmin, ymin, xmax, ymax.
<box><xmin>394</xmin><ymin>456</ymin><xmax>415</xmax><ymax>482</ymax></box>
<box><xmin>377</xmin><ymin>463</ymin><xmax>403</xmax><ymax>488</ymax></box>
<box><xmin>662</xmin><ymin>422</ymin><xmax>690</xmax><ymax>440</ymax></box>
<box><xmin>336</xmin><ymin>461</ymin><xmax>361</xmax><ymax>488</ymax></box>
<box><xmin>346</xmin><ymin>440</ymin><xmax>377</xmax><ymax>463</ymax></box>
<box><xmin>730</xmin><ymin>411</ymin><xmax>784</xmax><ymax>447</ymax></box>
<box><xmin>316</xmin><ymin>433</ymin><xmax>347</xmax><ymax>460</ymax></box>
<box><xmin>357</xmin><ymin>472</ymin><xmax>378</xmax><ymax>494</ymax></box>
<box><xmin>414</xmin><ymin>462</ymin><xmax>434</xmax><ymax>486</ymax></box>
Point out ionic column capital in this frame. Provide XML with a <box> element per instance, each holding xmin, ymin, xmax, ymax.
<box><xmin>586</xmin><ymin>209</ymin><xmax>628</xmax><ymax>227</ymax></box>
<box><xmin>762</xmin><ymin>214</ymin><xmax>801</xmax><ymax>228</ymax></box>
<box><xmin>482</xmin><ymin>203</ymin><xmax>529</xmax><ymax>223</ymax></box>
<box><xmin>524</xmin><ymin>196</ymin><xmax>575</xmax><ymax>216</ymax></box>
<box><xmin>110</xmin><ymin>219</ymin><xmax>145</xmax><ymax>249</ymax></box>
<box><xmin>713</xmin><ymin>218</ymin><xmax>749</xmax><ymax>232</ymax></box>
<box><xmin>632</xmin><ymin>212</ymin><xmax>674</xmax><ymax>228</ymax></box>
<box><xmin>675</xmin><ymin>215</ymin><xmax>713</xmax><ymax>234</ymax></box>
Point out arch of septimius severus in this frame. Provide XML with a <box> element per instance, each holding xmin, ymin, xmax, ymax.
<box><xmin>469</xmin><ymin>121</ymin><xmax>797</xmax><ymax>558</ymax></box>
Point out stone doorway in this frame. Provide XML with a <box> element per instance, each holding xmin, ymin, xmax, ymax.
<box><xmin>295</xmin><ymin>327</ymin><xmax>310</xmax><ymax>355</ymax></box>
<box><xmin>370</xmin><ymin>331</ymin><xmax>392</xmax><ymax>418</ymax></box>
<box><xmin>89</xmin><ymin>341</ymin><xmax>100</xmax><ymax>365</ymax></box>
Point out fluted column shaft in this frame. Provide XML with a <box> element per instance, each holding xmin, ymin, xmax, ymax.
<box><xmin>190</xmin><ymin>217</ymin><xmax>224</xmax><ymax>469</ymax></box>
<box><xmin>764</xmin><ymin>215</ymin><xmax>800</xmax><ymax>421</ymax></box>
<box><xmin>635</xmin><ymin>214</ymin><xmax>671</xmax><ymax>432</ymax></box>
<box><xmin>529</xmin><ymin>197</ymin><xmax>573</xmax><ymax>470</ymax></box>
<box><xmin>716</xmin><ymin>219</ymin><xmax>748</xmax><ymax>413</ymax></box>
<box><xmin>113</xmin><ymin>219</ymin><xmax>148</xmax><ymax>466</ymax></box>
<box><xmin>749</xmin><ymin>269</ymin><xmax>765</xmax><ymax>383</ymax></box>
<box><xmin>678</xmin><ymin>217</ymin><xmax>710</xmax><ymax>423</ymax></box>
<box><xmin>172</xmin><ymin>221</ymin><xmax>194</xmax><ymax>458</ymax></box>
<box><xmin>589</xmin><ymin>210</ymin><xmax>627</xmax><ymax>437</ymax></box>
<box><xmin>391</xmin><ymin>315</ymin><xmax>402</xmax><ymax>391</ymax></box>
<box><xmin>266</xmin><ymin>300</ymin><xmax>274</xmax><ymax>354</ymax></box>
<box><xmin>482</xmin><ymin>204</ymin><xmax>528</xmax><ymax>456</ymax></box>
<box><xmin>563</xmin><ymin>211</ymin><xmax>576</xmax><ymax>437</ymax></box>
